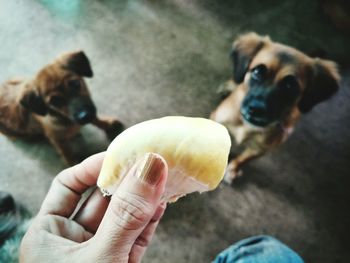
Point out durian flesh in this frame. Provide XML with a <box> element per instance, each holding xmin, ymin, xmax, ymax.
<box><xmin>97</xmin><ymin>116</ymin><xmax>231</xmax><ymax>202</ymax></box>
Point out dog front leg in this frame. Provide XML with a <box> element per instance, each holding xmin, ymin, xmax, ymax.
<box><xmin>45</xmin><ymin>132</ymin><xmax>77</xmax><ymax>166</ymax></box>
<box><xmin>92</xmin><ymin>117</ymin><xmax>124</xmax><ymax>141</ymax></box>
<box><xmin>224</xmin><ymin>147</ymin><xmax>265</xmax><ymax>184</ymax></box>
<box><xmin>216</xmin><ymin>80</ymin><xmax>237</xmax><ymax>98</ymax></box>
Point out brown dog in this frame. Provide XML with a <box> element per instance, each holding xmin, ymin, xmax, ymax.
<box><xmin>211</xmin><ymin>33</ymin><xmax>340</xmax><ymax>184</ymax></box>
<box><xmin>0</xmin><ymin>51</ymin><xmax>123</xmax><ymax>165</ymax></box>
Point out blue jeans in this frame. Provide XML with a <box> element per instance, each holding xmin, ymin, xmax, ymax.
<box><xmin>213</xmin><ymin>235</ymin><xmax>304</xmax><ymax>263</ymax></box>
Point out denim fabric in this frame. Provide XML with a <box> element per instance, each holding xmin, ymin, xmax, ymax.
<box><xmin>213</xmin><ymin>235</ymin><xmax>304</xmax><ymax>263</ymax></box>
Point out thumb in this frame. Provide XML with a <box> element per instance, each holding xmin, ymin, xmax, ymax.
<box><xmin>92</xmin><ymin>153</ymin><xmax>167</xmax><ymax>261</ymax></box>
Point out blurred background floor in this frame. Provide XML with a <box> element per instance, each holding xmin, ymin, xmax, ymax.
<box><xmin>0</xmin><ymin>0</ymin><xmax>349</xmax><ymax>262</ymax></box>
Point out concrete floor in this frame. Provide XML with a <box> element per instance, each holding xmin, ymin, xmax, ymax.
<box><xmin>1</xmin><ymin>0</ymin><xmax>350</xmax><ymax>262</ymax></box>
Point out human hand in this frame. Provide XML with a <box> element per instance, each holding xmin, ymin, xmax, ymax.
<box><xmin>20</xmin><ymin>152</ymin><xmax>168</xmax><ymax>263</ymax></box>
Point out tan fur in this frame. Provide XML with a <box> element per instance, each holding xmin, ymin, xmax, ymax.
<box><xmin>211</xmin><ymin>33</ymin><xmax>340</xmax><ymax>183</ymax></box>
<box><xmin>0</xmin><ymin>51</ymin><xmax>123</xmax><ymax>165</ymax></box>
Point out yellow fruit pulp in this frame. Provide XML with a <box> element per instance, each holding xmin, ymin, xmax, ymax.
<box><xmin>97</xmin><ymin>116</ymin><xmax>231</xmax><ymax>201</ymax></box>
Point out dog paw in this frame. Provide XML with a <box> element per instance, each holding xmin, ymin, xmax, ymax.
<box><xmin>105</xmin><ymin>120</ymin><xmax>124</xmax><ymax>141</ymax></box>
<box><xmin>216</xmin><ymin>81</ymin><xmax>236</xmax><ymax>100</ymax></box>
<box><xmin>63</xmin><ymin>156</ymin><xmax>81</xmax><ymax>167</ymax></box>
<box><xmin>223</xmin><ymin>163</ymin><xmax>243</xmax><ymax>185</ymax></box>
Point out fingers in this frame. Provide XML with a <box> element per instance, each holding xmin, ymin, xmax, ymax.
<box><xmin>129</xmin><ymin>203</ymin><xmax>166</xmax><ymax>263</ymax></box>
<box><xmin>35</xmin><ymin>215</ymin><xmax>94</xmax><ymax>243</ymax></box>
<box><xmin>93</xmin><ymin>153</ymin><xmax>167</xmax><ymax>259</ymax></box>
<box><xmin>73</xmin><ymin>188</ymin><xmax>110</xmax><ymax>233</ymax></box>
<box><xmin>39</xmin><ymin>152</ymin><xmax>105</xmax><ymax>217</ymax></box>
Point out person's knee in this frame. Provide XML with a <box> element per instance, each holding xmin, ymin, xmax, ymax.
<box><xmin>213</xmin><ymin>235</ymin><xmax>304</xmax><ymax>263</ymax></box>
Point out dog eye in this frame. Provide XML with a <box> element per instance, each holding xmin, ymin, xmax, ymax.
<box><xmin>251</xmin><ymin>64</ymin><xmax>267</xmax><ymax>82</ymax></box>
<box><xmin>280</xmin><ymin>75</ymin><xmax>299</xmax><ymax>90</ymax></box>
<box><xmin>49</xmin><ymin>96</ymin><xmax>66</xmax><ymax>108</ymax></box>
<box><xmin>280</xmin><ymin>75</ymin><xmax>299</xmax><ymax>92</ymax></box>
<box><xmin>68</xmin><ymin>79</ymin><xmax>81</xmax><ymax>93</ymax></box>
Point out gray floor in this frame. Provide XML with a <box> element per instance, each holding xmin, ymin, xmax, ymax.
<box><xmin>1</xmin><ymin>0</ymin><xmax>350</xmax><ymax>262</ymax></box>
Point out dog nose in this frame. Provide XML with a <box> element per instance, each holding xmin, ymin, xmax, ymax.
<box><xmin>74</xmin><ymin>105</ymin><xmax>96</xmax><ymax>124</ymax></box>
<box><xmin>248</xmin><ymin>101</ymin><xmax>266</xmax><ymax>116</ymax></box>
<box><xmin>77</xmin><ymin>110</ymin><xmax>92</xmax><ymax>122</ymax></box>
<box><xmin>0</xmin><ymin>191</ymin><xmax>15</xmax><ymax>214</ymax></box>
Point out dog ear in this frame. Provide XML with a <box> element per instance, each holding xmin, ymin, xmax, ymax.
<box><xmin>60</xmin><ymin>51</ymin><xmax>93</xmax><ymax>78</ymax></box>
<box><xmin>298</xmin><ymin>59</ymin><xmax>340</xmax><ymax>113</ymax></box>
<box><xmin>231</xmin><ymin>33</ymin><xmax>269</xmax><ymax>83</ymax></box>
<box><xmin>20</xmin><ymin>88</ymin><xmax>48</xmax><ymax>116</ymax></box>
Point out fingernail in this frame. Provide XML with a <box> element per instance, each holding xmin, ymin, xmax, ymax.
<box><xmin>136</xmin><ymin>153</ymin><xmax>164</xmax><ymax>185</ymax></box>
<box><xmin>151</xmin><ymin>202</ymin><xmax>167</xmax><ymax>222</ymax></box>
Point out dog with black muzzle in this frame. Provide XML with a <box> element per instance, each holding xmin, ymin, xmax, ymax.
<box><xmin>211</xmin><ymin>33</ymin><xmax>340</xmax><ymax>184</ymax></box>
<box><xmin>0</xmin><ymin>51</ymin><xmax>123</xmax><ymax>165</ymax></box>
